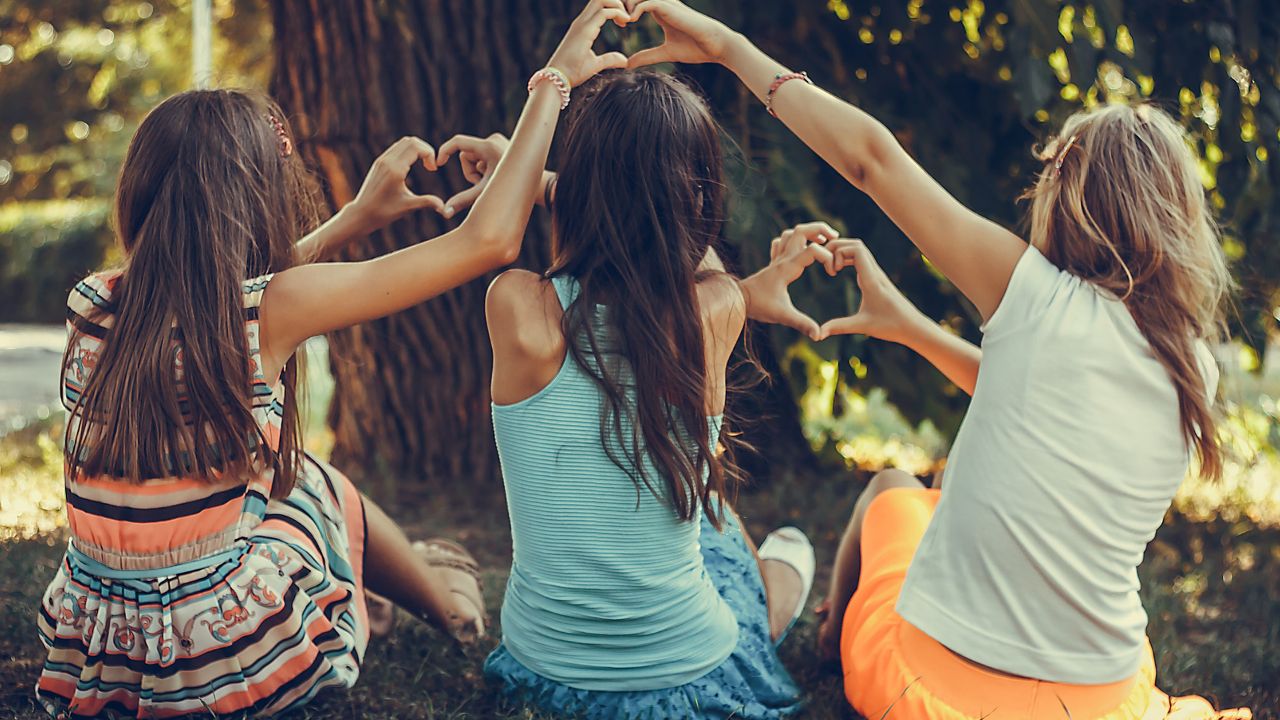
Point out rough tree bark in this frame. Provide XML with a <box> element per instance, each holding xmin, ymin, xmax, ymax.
<box><xmin>268</xmin><ymin>0</ymin><xmax>812</xmax><ymax>487</ymax></box>
<box><xmin>268</xmin><ymin>0</ymin><xmax>579</xmax><ymax>484</ymax></box>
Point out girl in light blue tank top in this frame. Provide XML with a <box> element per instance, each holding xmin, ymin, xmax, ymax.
<box><xmin>476</xmin><ymin>70</ymin><xmax>803</xmax><ymax>719</ymax></box>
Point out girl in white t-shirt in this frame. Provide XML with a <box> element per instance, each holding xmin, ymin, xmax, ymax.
<box><xmin>619</xmin><ymin>1</ymin><xmax>1251</xmax><ymax>718</ymax></box>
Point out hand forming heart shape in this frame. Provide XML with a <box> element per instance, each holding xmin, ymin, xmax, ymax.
<box><xmin>347</xmin><ymin>136</ymin><xmax>451</xmax><ymax>234</ymax></box>
<box><xmin>742</xmin><ymin>222</ymin><xmax>926</xmax><ymax>344</ymax></box>
<box><xmin>621</xmin><ymin>0</ymin><xmax>737</xmax><ymax>69</ymax></box>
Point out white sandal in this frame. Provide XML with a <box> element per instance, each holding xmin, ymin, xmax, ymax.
<box><xmin>757</xmin><ymin>526</ymin><xmax>816</xmax><ymax>645</ymax></box>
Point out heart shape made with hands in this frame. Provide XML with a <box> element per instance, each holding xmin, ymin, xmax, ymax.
<box><xmin>615</xmin><ymin>0</ymin><xmax>731</xmax><ymax>71</ymax></box>
<box><xmin>751</xmin><ymin>223</ymin><xmax>906</xmax><ymax>343</ymax></box>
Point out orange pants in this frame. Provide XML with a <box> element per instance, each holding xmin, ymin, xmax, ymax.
<box><xmin>840</xmin><ymin>488</ymin><xmax>1252</xmax><ymax>720</ymax></box>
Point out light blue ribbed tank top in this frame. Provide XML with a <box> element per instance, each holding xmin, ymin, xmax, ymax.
<box><xmin>492</xmin><ymin>275</ymin><xmax>738</xmax><ymax>691</ymax></box>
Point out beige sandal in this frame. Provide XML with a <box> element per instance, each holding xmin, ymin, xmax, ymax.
<box><xmin>411</xmin><ymin>538</ymin><xmax>487</xmax><ymax>644</ymax></box>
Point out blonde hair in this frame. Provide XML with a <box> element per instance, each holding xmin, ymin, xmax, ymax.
<box><xmin>1024</xmin><ymin>103</ymin><xmax>1232</xmax><ymax>479</ymax></box>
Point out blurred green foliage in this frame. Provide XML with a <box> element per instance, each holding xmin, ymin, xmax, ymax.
<box><xmin>0</xmin><ymin>0</ymin><xmax>270</xmax><ymax>321</ymax></box>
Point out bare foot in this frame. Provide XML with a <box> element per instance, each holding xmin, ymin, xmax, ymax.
<box><xmin>367</xmin><ymin>591</ymin><xmax>397</xmax><ymax>637</ymax></box>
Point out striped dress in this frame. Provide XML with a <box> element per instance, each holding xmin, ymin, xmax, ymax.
<box><xmin>36</xmin><ymin>272</ymin><xmax>369</xmax><ymax>719</ymax></box>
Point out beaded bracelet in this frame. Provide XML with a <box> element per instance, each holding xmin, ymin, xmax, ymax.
<box><xmin>528</xmin><ymin>67</ymin><xmax>572</xmax><ymax>110</ymax></box>
<box><xmin>765</xmin><ymin>71</ymin><xmax>813</xmax><ymax>118</ymax></box>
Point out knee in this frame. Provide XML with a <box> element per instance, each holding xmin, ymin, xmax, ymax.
<box><xmin>866</xmin><ymin>468</ymin><xmax>923</xmax><ymax>496</ymax></box>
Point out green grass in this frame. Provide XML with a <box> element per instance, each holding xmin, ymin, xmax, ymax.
<box><xmin>1</xmin><ymin>443</ymin><xmax>1276</xmax><ymax>719</ymax></box>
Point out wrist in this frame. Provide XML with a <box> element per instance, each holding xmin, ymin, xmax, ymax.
<box><xmin>334</xmin><ymin>202</ymin><xmax>374</xmax><ymax>238</ymax></box>
<box><xmin>529</xmin><ymin>67</ymin><xmax>572</xmax><ymax>108</ymax></box>
<box><xmin>895</xmin><ymin>308</ymin><xmax>938</xmax><ymax>348</ymax></box>
<box><xmin>736</xmin><ymin>271</ymin><xmax>766</xmax><ymax>321</ymax></box>
<box><xmin>719</xmin><ymin>31</ymin><xmax>751</xmax><ymax>70</ymax></box>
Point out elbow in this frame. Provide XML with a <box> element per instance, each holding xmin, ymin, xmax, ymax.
<box><xmin>466</xmin><ymin>219</ymin><xmax>523</xmax><ymax>266</ymax></box>
<box><xmin>838</xmin><ymin>121</ymin><xmax>897</xmax><ymax>192</ymax></box>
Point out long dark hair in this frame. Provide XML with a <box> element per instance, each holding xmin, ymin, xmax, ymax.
<box><xmin>1025</xmin><ymin>104</ymin><xmax>1230</xmax><ymax>479</ymax></box>
<box><xmin>63</xmin><ymin>90</ymin><xmax>322</xmax><ymax>498</ymax></box>
<box><xmin>549</xmin><ymin>70</ymin><xmax>740</xmax><ymax>527</ymax></box>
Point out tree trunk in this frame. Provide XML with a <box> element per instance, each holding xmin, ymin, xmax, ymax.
<box><xmin>268</xmin><ymin>0</ymin><xmax>577</xmax><ymax>485</ymax></box>
<box><xmin>268</xmin><ymin>0</ymin><xmax>813</xmax><ymax>488</ymax></box>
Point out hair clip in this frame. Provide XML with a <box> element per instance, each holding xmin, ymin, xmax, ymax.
<box><xmin>266</xmin><ymin>114</ymin><xmax>293</xmax><ymax>158</ymax></box>
<box><xmin>1052</xmin><ymin>134</ymin><xmax>1080</xmax><ymax>177</ymax></box>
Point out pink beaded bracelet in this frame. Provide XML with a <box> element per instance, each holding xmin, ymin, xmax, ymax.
<box><xmin>765</xmin><ymin>71</ymin><xmax>813</xmax><ymax>118</ymax></box>
<box><xmin>528</xmin><ymin>67</ymin><xmax>572</xmax><ymax>110</ymax></box>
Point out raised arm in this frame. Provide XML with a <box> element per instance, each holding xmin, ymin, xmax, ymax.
<box><xmin>259</xmin><ymin>0</ymin><xmax>631</xmax><ymax>377</ymax></box>
<box><xmin>625</xmin><ymin>0</ymin><xmax>1026</xmax><ymax>321</ymax></box>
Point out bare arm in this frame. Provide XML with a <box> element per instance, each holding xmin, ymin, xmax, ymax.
<box><xmin>626</xmin><ymin>0</ymin><xmax>1026</xmax><ymax>321</ymax></box>
<box><xmin>292</xmin><ymin>205</ymin><xmax>419</xmax><ymax>263</ymax></box>
<box><xmin>260</xmin><ymin>87</ymin><xmax>562</xmax><ymax>371</ymax></box>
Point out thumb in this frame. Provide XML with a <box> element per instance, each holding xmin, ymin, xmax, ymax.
<box><xmin>779</xmin><ymin>306</ymin><xmax>822</xmax><ymax>341</ymax></box>
<box><xmin>594</xmin><ymin>51</ymin><xmax>630</xmax><ymax>74</ymax></box>
<box><xmin>410</xmin><ymin>192</ymin><xmax>445</xmax><ymax>214</ymax></box>
<box><xmin>442</xmin><ymin>184</ymin><xmax>484</xmax><ymax>218</ymax></box>
<box><xmin>627</xmin><ymin>45</ymin><xmax>673</xmax><ymax>68</ymax></box>
<box><xmin>819</xmin><ymin>314</ymin><xmax>866</xmax><ymax>339</ymax></box>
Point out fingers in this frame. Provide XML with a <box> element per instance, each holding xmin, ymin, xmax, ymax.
<box><xmin>770</xmin><ymin>232</ymin><xmax>835</xmax><ymax>274</ymax></box>
<box><xmin>578</xmin><ymin>1</ymin><xmax>629</xmax><ymax>33</ymax></box>
<box><xmin>437</xmin><ymin>134</ymin><xmax>483</xmax><ymax>167</ymax></box>
<box><xmin>391</xmin><ymin>136</ymin><xmax>438</xmax><ymax>172</ymax></box>
<box><xmin>575</xmin><ymin>0</ymin><xmax>627</xmax><ymax>25</ymax></box>
<box><xmin>628</xmin><ymin>0</ymin><xmax>669</xmax><ymax>22</ymax></box>
<box><xmin>779</xmin><ymin>227</ymin><xmax>807</xmax><ymax>257</ymax></box>
<box><xmin>827</xmin><ymin>238</ymin><xmax>878</xmax><ymax>275</ymax></box>
<box><xmin>460</xmin><ymin>154</ymin><xmax>484</xmax><ymax>184</ymax></box>
<box><xmin>804</xmin><ymin>241</ymin><xmax>837</xmax><ymax>275</ymax></box>
<box><xmin>790</xmin><ymin>221</ymin><xmax>839</xmax><ymax>244</ymax></box>
<box><xmin>596</xmin><ymin>7</ymin><xmax>631</xmax><ymax>28</ymax></box>
<box><xmin>774</xmin><ymin>220</ymin><xmax>839</xmax><ymax>264</ymax></box>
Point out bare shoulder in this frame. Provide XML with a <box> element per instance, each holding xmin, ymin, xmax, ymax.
<box><xmin>486</xmin><ymin>269</ymin><xmax>563</xmax><ymax>359</ymax></box>
<box><xmin>486</xmin><ymin>269</ymin><xmax>566</xmax><ymax>405</ymax></box>
<box><xmin>696</xmin><ymin>272</ymin><xmax>747</xmax><ymax>355</ymax></box>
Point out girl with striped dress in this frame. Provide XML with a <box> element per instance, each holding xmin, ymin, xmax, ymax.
<box><xmin>36</xmin><ymin>4</ymin><xmax>628</xmax><ymax>716</ymax></box>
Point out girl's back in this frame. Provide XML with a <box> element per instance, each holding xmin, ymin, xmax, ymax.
<box><xmin>492</xmin><ymin>274</ymin><xmax>737</xmax><ymax>689</ymax></box>
<box><xmin>481</xmin><ymin>70</ymin><xmax>803</xmax><ymax>719</ymax></box>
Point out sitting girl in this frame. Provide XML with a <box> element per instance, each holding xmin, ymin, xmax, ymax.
<box><xmin>623</xmin><ymin>1</ymin><xmax>1252</xmax><ymax>718</ymax></box>
<box><xmin>35</xmin><ymin>3</ymin><xmax>624</xmax><ymax>716</ymax></box>
<box><xmin>442</xmin><ymin>70</ymin><xmax>836</xmax><ymax>718</ymax></box>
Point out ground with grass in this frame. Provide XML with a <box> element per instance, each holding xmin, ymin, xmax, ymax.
<box><xmin>0</xmin><ymin>416</ymin><xmax>1276</xmax><ymax>719</ymax></box>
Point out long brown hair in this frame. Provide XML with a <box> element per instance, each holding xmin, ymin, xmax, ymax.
<box><xmin>63</xmin><ymin>90</ymin><xmax>322</xmax><ymax>497</ymax></box>
<box><xmin>549</xmin><ymin>70</ymin><xmax>739</xmax><ymax>527</ymax></box>
<box><xmin>1025</xmin><ymin>103</ymin><xmax>1232</xmax><ymax>479</ymax></box>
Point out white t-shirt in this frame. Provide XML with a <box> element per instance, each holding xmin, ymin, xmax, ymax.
<box><xmin>896</xmin><ymin>244</ymin><xmax>1218</xmax><ymax>685</ymax></box>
